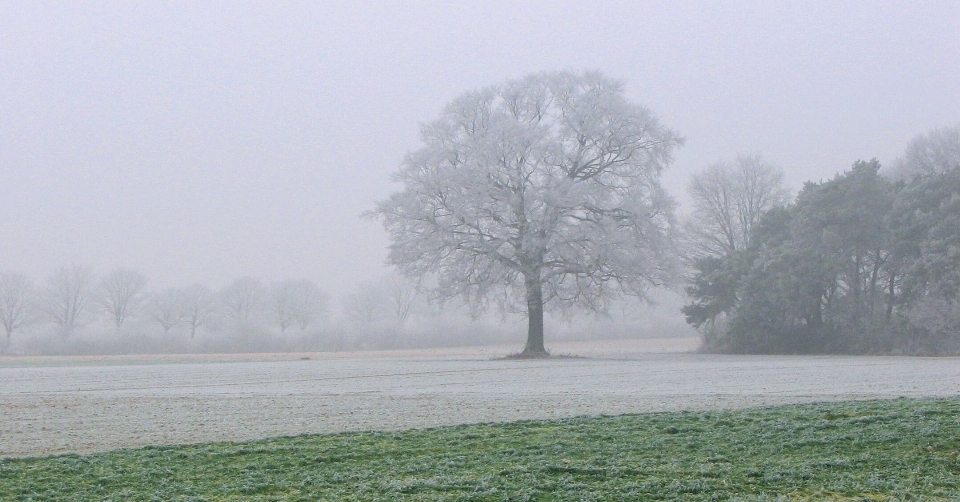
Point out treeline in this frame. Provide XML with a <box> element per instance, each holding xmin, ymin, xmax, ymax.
<box><xmin>0</xmin><ymin>270</ymin><xmax>337</xmax><ymax>355</ymax></box>
<box><xmin>0</xmin><ymin>268</ymin><xmax>492</xmax><ymax>355</ymax></box>
<box><xmin>1</xmin><ymin>268</ymin><xmax>617</xmax><ymax>356</ymax></box>
<box><xmin>682</xmin><ymin>125</ymin><xmax>960</xmax><ymax>354</ymax></box>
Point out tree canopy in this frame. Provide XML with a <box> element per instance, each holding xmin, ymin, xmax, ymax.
<box><xmin>374</xmin><ymin>71</ymin><xmax>683</xmax><ymax>355</ymax></box>
<box><xmin>684</xmin><ymin>128</ymin><xmax>960</xmax><ymax>355</ymax></box>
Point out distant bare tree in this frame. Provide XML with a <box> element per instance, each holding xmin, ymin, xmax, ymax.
<box><xmin>0</xmin><ymin>272</ymin><xmax>35</xmax><ymax>351</ymax></box>
<box><xmin>220</xmin><ymin>277</ymin><xmax>265</xmax><ymax>325</ymax></box>
<box><xmin>271</xmin><ymin>280</ymin><xmax>298</xmax><ymax>333</ymax></box>
<box><xmin>384</xmin><ymin>275</ymin><xmax>419</xmax><ymax>326</ymax></box>
<box><xmin>288</xmin><ymin>280</ymin><xmax>328</xmax><ymax>331</ymax></box>
<box><xmin>270</xmin><ymin>279</ymin><xmax>328</xmax><ymax>333</ymax></box>
<box><xmin>181</xmin><ymin>284</ymin><xmax>215</xmax><ymax>338</ymax></box>
<box><xmin>891</xmin><ymin>124</ymin><xmax>960</xmax><ymax>180</ymax></box>
<box><xmin>97</xmin><ymin>268</ymin><xmax>147</xmax><ymax>328</ymax></box>
<box><xmin>41</xmin><ymin>266</ymin><xmax>93</xmax><ymax>337</ymax></box>
<box><xmin>342</xmin><ymin>282</ymin><xmax>386</xmax><ymax>335</ymax></box>
<box><xmin>685</xmin><ymin>154</ymin><xmax>790</xmax><ymax>258</ymax></box>
<box><xmin>150</xmin><ymin>288</ymin><xmax>183</xmax><ymax>334</ymax></box>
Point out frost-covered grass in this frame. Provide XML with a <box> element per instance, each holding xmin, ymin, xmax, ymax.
<box><xmin>2</xmin><ymin>397</ymin><xmax>959</xmax><ymax>501</ymax></box>
<box><xmin>5</xmin><ymin>348</ymin><xmax>959</xmax><ymax>458</ymax></box>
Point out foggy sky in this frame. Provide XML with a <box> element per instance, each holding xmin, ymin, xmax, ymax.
<box><xmin>2</xmin><ymin>1</ymin><xmax>959</xmax><ymax>295</ymax></box>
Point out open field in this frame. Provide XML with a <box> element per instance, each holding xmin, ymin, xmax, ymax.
<box><xmin>2</xmin><ymin>337</ymin><xmax>959</xmax><ymax>458</ymax></box>
<box><xmin>2</xmin><ymin>398</ymin><xmax>960</xmax><ymax>500</ymax></box>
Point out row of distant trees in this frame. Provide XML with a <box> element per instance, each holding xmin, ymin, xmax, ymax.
<box><xmin>0</xmin><ymin>269</ymin><xmax>333</xmax><ymax>352</ymax></box>
<box><xmin>0</xmin><ymin>264</ymin><xmax>461</xmax><ymax>355</ymax></box>
<box><xmin>682</xmin><ymin>124</ymin><xmax>960</xmax><ymax>354</ymax></box>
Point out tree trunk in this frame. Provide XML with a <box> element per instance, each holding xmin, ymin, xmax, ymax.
<box><xmin>885</xmin><ymin>272</ymin><xmax>896</xmax><ymax>323</ymax></box>
<box><xmin>852</xmin><ymin>252</ymin><xmax>862</xmax><ymax>329</ymax></box>
<box><xmin>521</xmin><ymin>271</ymin><xmax>546</xmax><ymax>356</ymax></box>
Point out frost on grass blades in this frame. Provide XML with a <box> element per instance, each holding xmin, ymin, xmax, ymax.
<box><xmin>373</xmin><ymin>71</ymin><xmax>683</xmax><ymax>356</ymax></box>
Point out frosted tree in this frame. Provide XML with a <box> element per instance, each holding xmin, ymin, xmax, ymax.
<box><xmin>41</xmin><ymin>265</ymin><xmax>93</xmax><ymax>337</ymax></box>
<box><xmin>373</xmin><ymin>71</ymin><xmax>683</xmax><ymax>356</ymax></box>
<box><xmin>0</xmin><ymin>272</ymin><xmax>35</xmax><ymax>351</ymax></box>
<box><xmin>685</xmin><ymin>154</ymin><xmax>789</xmax><ymax>259</ymax></box>
<box><xmin>97</xmin><ymin>268</ymin><xmax>147</xmax><ymax>328</ymax></box>
<box><xmin>891</xmin><ymin>124</ymin><xmax>960</xmax><ymax>180</ymax></box>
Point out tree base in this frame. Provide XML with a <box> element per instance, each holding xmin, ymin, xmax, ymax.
<box><xmin>508</xmin><ymin>348</ymin><xmax>552</xmax><ymax>359</ymax></box>
<box><xmin>500</xmin><ymin>350</ymin><xmax>587</xmax><ymax>360</ymax></box>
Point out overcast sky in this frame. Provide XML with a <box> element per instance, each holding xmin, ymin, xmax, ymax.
<box><xmin>2</xmin><ymin>1</ymin><xmax>959</xmax><ymax>296</ymax></box>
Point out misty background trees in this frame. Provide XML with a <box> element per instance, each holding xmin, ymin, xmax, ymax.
<box><xmin>181</xmin><ymin>284</ymin><xmax>215</xmax><ymax>338</ymax></box>
<box><xmin>0</xmin><ymin>259</ymin><xmax>689</xmax><ymax>356</ymax></box>
<box><xmin>97</xmin><ymin>269</ymin><xmax>147</xmax><ymax>330</ymax></box>
<box><xmin>151</xmin><ymin>288</ymin><xmax>184</xmax><ymax>334</ymax></box>
<box><xmin>374</xmin><ymin>71</ymin><xmax>684</xmax><ymax>356</ymax></box>
<box><xmin>0</xmin><ymin>265</ymin><xmax>337</xmax><ymax>355</ymax></box>
<box><xmin>683</xmin><ymin>155</ymin><xmax>790</xmax><ymax>259</ymax></box>
<box><xmin>40</xmin><ymin>266</ymin><xmax>93</xmax><ymax>339</ymax></box>
<box><xmin>0</xmin><ymin>273</ymin><xmax>34</xmax><ymax>353</ymax></box>
<box><xmin>0</xmin><ymin>66</ymin><xmax>954</xmax><ymax>358</ymax></box>
<box><xmin>683</xmin><ymin>125</ymin><xmax>960</xmax><ymax>354</ymax></box>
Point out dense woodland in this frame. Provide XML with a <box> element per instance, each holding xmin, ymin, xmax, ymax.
<box><xmin>683</xmin><ymin>125</ymin><xmax>960</xmax><ymax>354</ymax></box>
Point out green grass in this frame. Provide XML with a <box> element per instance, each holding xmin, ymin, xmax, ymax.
<box><xmin>2</xmin><ymin>398</ymin><xmax>959</xmax><ymax>501</ymax></box>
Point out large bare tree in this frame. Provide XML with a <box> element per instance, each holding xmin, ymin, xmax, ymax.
<box><xmin>0</xmin><ymin>272</ymin><xmax>34</xmax><ymax>351</ymax></box>
<box><xmin>374</xmin><ymin>71</ymin><xmax>683</xmax><ymax>356</ymax></box>
<box><xmin>97</xmin><ymin>268</ymin><xmax>147</xmax><ymax>328</ymax></box>
<box><xmin>41</xmin><ymin>265</ymin><xmax>93</xmax><ymax>337</ymax></box>
<box><xmin>685</xmin><ymin>154</ymin><xmax>789</xmax><ymax>258</ymax></box>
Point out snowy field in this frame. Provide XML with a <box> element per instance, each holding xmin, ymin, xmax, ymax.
<box><xmin>2</xmin><ymin>337</ymin><xmax>959</xmax><ymax>458</ymax></box>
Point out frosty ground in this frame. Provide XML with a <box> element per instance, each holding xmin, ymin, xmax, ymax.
<box><xmin>2</xmin><ymin>337</ymin><xmax>958</xmax><ymax>458</ymax></box>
